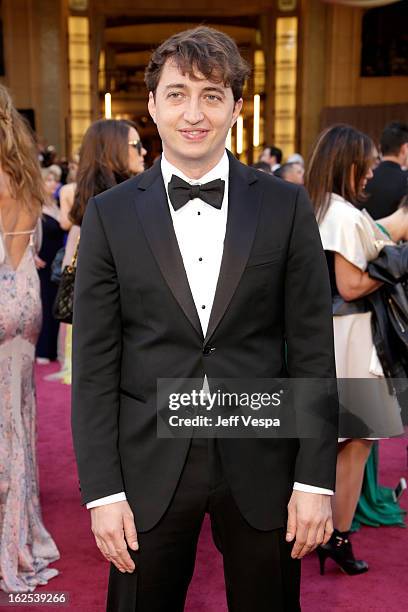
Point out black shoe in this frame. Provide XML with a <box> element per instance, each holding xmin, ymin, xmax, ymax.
<box><xmin>317</xmin><ymin>529</ymin><xmax>369</xmax><ymax>576</ymax></box>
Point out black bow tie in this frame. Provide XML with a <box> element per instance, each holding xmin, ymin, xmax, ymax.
<box><xmin>168</xmin><ymin>175</ymin><xmax>225</xmax><ymax>211</ymax></box>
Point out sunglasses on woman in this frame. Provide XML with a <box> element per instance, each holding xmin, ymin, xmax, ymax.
<box><xmin>128</xmin><ymin>140</ymin><xmax>144</xmax><ymax>154</ymax></box>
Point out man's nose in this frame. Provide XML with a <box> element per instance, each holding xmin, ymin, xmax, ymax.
<box><xmin>183</xmin><ymin>98</ymin><xmax>204</xmax><ymax>124</ymax></box>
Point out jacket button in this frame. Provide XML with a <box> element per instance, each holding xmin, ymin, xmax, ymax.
<box><xmin>203</xmin><ymin>346</ymin><xmax>215</xmax><ymax>355</ymax></box>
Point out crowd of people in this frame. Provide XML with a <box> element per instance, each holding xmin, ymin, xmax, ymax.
<box><xmin>0</xmin><ymin>23</ymin><xmax>407</xmax><ymax>609</ymax></box>
<box><xmin>252</xmin><ymin>147</ymin><xmax>305</xmax><ymax>186</ymax></box>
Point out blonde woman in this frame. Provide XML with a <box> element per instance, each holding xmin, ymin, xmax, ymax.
<box><xmin>0</xmin><ymin>85</ymin><xmax>59</xmax><ymax>592</ymax></box>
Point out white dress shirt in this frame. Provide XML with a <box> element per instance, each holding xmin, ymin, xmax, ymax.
<box><xmin>87</xmin><ymin>151</ymin><xmax>332</xmax><ymax>509</ymax></box>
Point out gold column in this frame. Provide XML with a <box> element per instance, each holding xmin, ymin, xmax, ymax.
<box><xmin>253</xmin><ymin>48</ymin><xmax>265</xmax><ymax>159</ymax></box>
<box><xmin>68</xmin><ymin>15</ymin><xmax>92</xmax><ymax>155</ymax></box>
<box><xmin>274</xmin><ymin>16</ymin><xmax>298</xmax><ymax>159</ymax></box>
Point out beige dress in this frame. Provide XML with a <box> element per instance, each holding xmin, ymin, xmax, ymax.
<box><xmin>319</xmin><ymin>194</ymin><xmax>404</xmax><ymax>440</ymax></box>
<box><xmin>0</xmin><ymin>225</ymin><xmax>60</xmax><ymax>592</ymax></box>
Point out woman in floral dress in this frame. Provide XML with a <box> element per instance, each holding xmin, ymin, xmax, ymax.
<box><xmin>0</xmin><ymin>84</ymin><xmax>59</xmax><ymax>592</ymax></box>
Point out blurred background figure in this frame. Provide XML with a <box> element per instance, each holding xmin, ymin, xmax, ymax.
<box><xmin>0</xmin><ymin>84</ymin><xmax>59</xmax><ymax>592</ymax></box>
<box><xmin>39</xmin><ymin>144</ymin><xmax>58</xmax><ymax>168</ymax></box>
<box><xmin>287</xmin><ymin>153</ymin><xmax>305</xmax><ymax>167</ymax></box>
<box><xmin>274</xmin><ymin>162</ymin><xmax>304</xmax><ymax>185</ymax></box>
<box><xmin>60</xmin><ymin>118</ymin><xmax>147</xmax><ymax>385</ymax></box>
<box><xmin>67</xmin><ymin>153</ymin><xmax>79</xmax><ymax>183</ymax></box>
<box><xmin>49</xmin><ymin>156</ymin><xmax>79</xmax><ymax>382</ymax></box>
<box><xmin>59</xmin><ymin>154</ymin><xmax>80</xmax><ymax>232</ymax></box>
<box><xmin>47</xmin><ymin>164</ymin><xmax>63</xmax><ymax>200</ymax></box>
<box><xmin>250</xmin><ymin>161</ymin><xmax>273</xmax><ymax>174</ymax></box>
<box><xmin>43</xmin><ymin>165</ymin><xmax>78</xmax><ymax>381</ymax></box>
<box><xmin>35</xmin><ymin>167</ymin><xmax>65</xmax><ymax>364</ymax></box>
<box><xmin>365</xmin><ymin>121</ymin><xmax>408</xmax><ymax>219</ymax></box>
<box><xmin>259</xmin><ymin>144</ymin><xmax>282</xmax><ymax>172</ymax></box>
<box><xmin>306</xmin><ymin>124</ymin><xmax>404</xmax><ymax>577</ymax></box>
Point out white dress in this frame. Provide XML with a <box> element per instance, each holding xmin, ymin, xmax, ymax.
<box><xmin>319</xmin><ymin>193</ymin><xmax>404</xmax><ymax>440</ymax></box>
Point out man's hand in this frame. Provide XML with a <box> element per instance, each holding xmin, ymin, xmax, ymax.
<box><xmin>286</xmin><ymin>490</ymin><xmax>333</xmax><ymax>559</ymax></box>
<box><xmin>90</xmin><ymin>500</ymin><xmax>138</xmax><ymax>573</ymax></box>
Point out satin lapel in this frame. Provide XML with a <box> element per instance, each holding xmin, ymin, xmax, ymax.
<box><xmin>134</xmin><ymin>164</ymin><xmax>203</xmax><ymax>338</ymax></box>
<box><xmin>204</xmin><ymin>153</ymin><xmax>262</xmax><ymax>344</ymax></box>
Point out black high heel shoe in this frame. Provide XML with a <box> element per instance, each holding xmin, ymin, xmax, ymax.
<box><xmin>317</xmin><ymin>529</ymin><xmax>369</xmax><ymax>576</ymax></box>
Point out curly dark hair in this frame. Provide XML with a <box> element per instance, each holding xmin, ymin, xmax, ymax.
<box><xmin>145</xmin><ymin>26</ymin><xmax>251</xmax><ymax>102</ymax></box>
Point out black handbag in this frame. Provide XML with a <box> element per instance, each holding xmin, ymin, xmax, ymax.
<box><xmin>53</xmin><ymin>238</ymin><xmax>79</xmax><ymax>324</ymax></box>
<box><xmin>367</xmin><ymin>243</ymin><xmax>408</xmax><ymax>349</ymax></box>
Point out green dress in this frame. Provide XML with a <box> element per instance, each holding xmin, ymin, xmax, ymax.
<box><xmin>352</xmin><ymin>442</ymin><xmax>405</xmax><ymax>530</ymax></box>
<box><xmin>352</xmin><ymin>222</ymin><xmax>405</xmax><ymax>530</ymax></box>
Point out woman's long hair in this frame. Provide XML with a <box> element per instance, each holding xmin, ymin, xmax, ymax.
<box><xmin>0</xmin><ymin>85</ymin><xmax>46</xmax><ymax>215</ymax></box>
<box><xmin>305</xmin><ymin>124</ymin><xmax>374</xmax><ymax>224</ymax></box>
<box><xmin>69</xmin><ymin>119</ymin><xmax>133</xmax><ymax>226</ymax></box>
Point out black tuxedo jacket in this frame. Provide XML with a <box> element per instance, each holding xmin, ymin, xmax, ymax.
<box><xmin>365</xmin><ymin>161</ymin><xmax>408</xmax><ymax>219</ymax></box>
<box><xmin>72</xmin><ymin>152</ymin><xmax>338</xmax><ymax>531</ymax></box>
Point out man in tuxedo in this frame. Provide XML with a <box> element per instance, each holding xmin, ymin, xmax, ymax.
<box><xmin>72</xmin><ymin>26</ymin><xmax>338</xmax><ymax>612</ymax></box>
<box><xmin>365</xmin><ymin>121</ymin><xmax>408</xmax><ymax>219</ymax></box>
<box><xmin>259</xmin><ymin>145</ymin><xmax>282</xmax><ymax>172</ymax></box>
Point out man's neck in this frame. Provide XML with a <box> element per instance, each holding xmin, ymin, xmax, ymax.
<box><xmin>382</xmin><ymin>155</ymin><xmax>402</xmax><ymax>167</ymax></box>
<box><xmin>162</xmin><ymin>149</ymin><xmax>226</xmax><ymax>180</ymax></box>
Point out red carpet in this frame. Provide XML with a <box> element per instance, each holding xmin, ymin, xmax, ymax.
<box><xmin>30</xmin><ymin>363</ymin><xmax>408</xmax><ymax>611</ymax></box>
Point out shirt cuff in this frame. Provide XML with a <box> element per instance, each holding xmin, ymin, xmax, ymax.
<box><xmin>293</xmin><ymin>482</ymin><xmax>334</xmax><ymax>496</ymax></box>
<box><xmin>86</xmin><ymin>492</ymin><xmax>127</xmax><ymax>509</ymax></box>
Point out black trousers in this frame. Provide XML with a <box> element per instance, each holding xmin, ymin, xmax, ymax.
<box><xmin>106</xmin><ymin>438</ymin><xmax>301</xmax><ymax>612</ymax></box>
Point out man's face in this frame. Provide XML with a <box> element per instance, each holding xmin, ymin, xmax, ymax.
<box><xmin>259</xmin><ymin>148</ymin><xmax>274</xmax><ymax>167</ymax></box>
<box><xmin>148</xmin><ymin>59</ymin><xmax>242</xmax><ymax>172</ymax></box>
<box><xmin>287</xmin><ymin>163</ymin><xmax>304</xmax><ymax>185</ymax></box>
<box><xmin>400</xmin><ymin>142</ymin><xmax>408</xmax><ymax>167</ymax></box>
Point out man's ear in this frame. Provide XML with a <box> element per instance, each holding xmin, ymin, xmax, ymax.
<box><xmin>231</xmin><ymin>98</ymin><xmax>243</xmax><ymax>128</ymax></box>
<box><xmin>148</xmin><ymin>92</ymin><xmax>156</xmax><ymax>124</ymax></box>
<box><xmin>401</xmin><ymin>142</ymin><xmax>408</xmax><ymax>163</ymax></box>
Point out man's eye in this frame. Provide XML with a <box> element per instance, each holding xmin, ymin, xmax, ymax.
<box><xmin>168</xmin><ymin>92</ymin><xmax>183</xmax><ymax>99</ymax></box>
<box><xmin>205</xmin><ymin>95</ymin><xmax>221</xmax><ymax>102</ymax></box>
